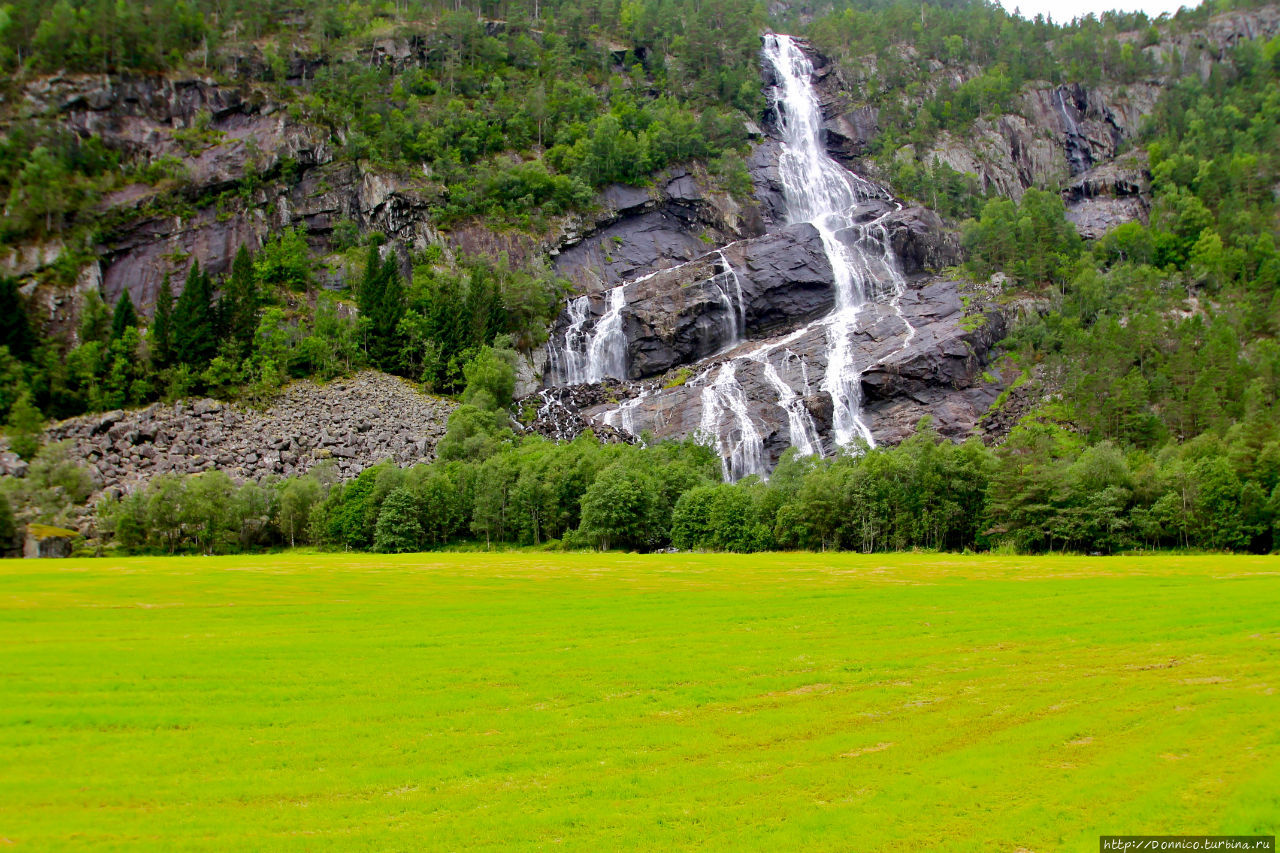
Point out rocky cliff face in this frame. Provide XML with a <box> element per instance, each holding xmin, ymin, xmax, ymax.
<box><xmin>528</xmin><ymin>36</ymin><xmax>1005</xmax><ymax>472</ymax></box>
<box><xmin>814</xmin><ymin>6</ymin><xmax>1280</xmax><ymax>238</ymax></box>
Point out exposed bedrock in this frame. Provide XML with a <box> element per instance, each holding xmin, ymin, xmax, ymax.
<box><xmin>551</xmin><ymin>169</ymin><xmax>769</xmax><ymax>294</ymax></box>
<box><xmin>545</xmin><ymin>222</ymin><xmax>836</xmax><ymax>381</ymax></box>
<box><xmin>541</xmin><ymin>276</ymin><xmax>1005</xmax><ymax>467</ymax></box>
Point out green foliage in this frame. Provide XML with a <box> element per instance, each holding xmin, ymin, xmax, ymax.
<box><xmin>149</xmin><ymin>276</ymin><xmax>174</xmax><ymax>370</ymax></box>
<box><xmin>373</xmin><ymin>487</ymin><xmax>424</xmax><ymax>553</ymax></box>
<box><xmin>578</xmin><ymin>463</ymin><xmax>663</xmax><ymax>551</ymax></box>
<box><xmin>172</xmin><ymin>262</ymin><xmax>216</xmax><ymax>369</ymax></box>
<box><xmin>78</xmin><ymin>289</ymin><xmax>110</xmax><ymax>346</ymax></box>
<box><xmin>4</xmin><ymin>389</ymin><xmax>42</xmax><ymax>459</ymax></box>
<box><xmin>963</xmin><ymin>189</ymin><xmax>1082</xmax><ymax>287</ymax></box>
<box><xmin>222</xmin><ymin>246</ymin><xmax>261</xmax><ymax>358</ymax></box>
<box><xmin>0</xmin><ymin>278</ymin><xmax>33</xmax><ymax>360</ymax></box>
<box><xmin>109</xmin><ymin>290</ymin><xmax>138</xmax><ymax>341</ymax></box>
<box><xmin>254</xmin><ymin>228</ymin><xmax>312</xmax><ymax>292</ymax></box>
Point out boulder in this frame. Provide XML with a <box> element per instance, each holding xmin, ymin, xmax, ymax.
<box><xmin>24</xmin><ymin>524</ymin><xmax>78</xmax><ymax>559</ymax></box>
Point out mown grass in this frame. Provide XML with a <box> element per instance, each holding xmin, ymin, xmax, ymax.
<box><xmin>1</xmin><ymin>553</ymin><xmax>1277</xmax><ymax>851</ymax></box>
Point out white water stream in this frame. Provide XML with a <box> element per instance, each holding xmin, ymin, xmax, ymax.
<box><xmin>547</xmin><ymin>33</ymin><xmax>919</xmax><ymax>480</ymax></box>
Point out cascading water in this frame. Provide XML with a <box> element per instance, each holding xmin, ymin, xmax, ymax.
<box><xmin>548</xmin><ymin>284</ymin><xmax>629</xmax><ymax>384</ymax></box>
<box><xmin>547</xmin><ymin>295</ymin><xmax>591</xmax><ymax>384</ymax></box>
<box><xmin>746</xmin><ymin>331</ymin><xmax>823</xmax><ymax>459</ymax></box>
<box><xmin>698</xmin><ymin>362</ymin><xmax>765</xmax><ymax>482</ymax></box>
<box><xmin>762</xmin><ymin>33</ymin><xmax>905</xmax><ymax>449</ymax></box>
<box><xmin>544</xmin><ymin>33</ymin><xmax>920</xmax><ymax>481</ymax></box>
<box><xmin>716</xmin><ymin>251</ymin><xmax>747</xmax><ymax>341</ymax></box>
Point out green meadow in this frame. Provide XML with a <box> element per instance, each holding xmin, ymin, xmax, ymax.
<box><xmin>1</xmin><ymin>553</ymin><xmax>1277</xmax><ymax>851</ymax></box>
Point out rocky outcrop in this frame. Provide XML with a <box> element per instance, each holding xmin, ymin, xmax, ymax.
<box><xmin>815</xmin><ymin>5</ymin><xmax>1280</xmax><ymax>214</ymax></box>
<box><xmin>538</xmin><ymin>275</ymin><xmax>1007</xmax><ymax>466</ymax></box>
<box><xmin>886</xmin><ymin>206</ymin><xmax>961</xmax><ymax>274</ymax></box>
<box><xmin>23</xmin><ymin>525</ymin><xmax>78</xmax><ymax>559</ymax></box>
<box><xmin>39</xmin><ymin>372</ymin><xmax>454</xmax><ymax>498</ymax></box>
<box><xmin>552</xmin><ymin>168</ymin><xmax>766</xmax><ymax>294</ymax></box>
<box><xmin>545</xmin><ymin>221</ymin><xmax>838</xmax><ymax>382</ymax></box>
<box><xmin>1062</xmin><ymin>152</ymin><xmax>1150</xmax><ymax>239</ymax></box>
<box><xmin>859</xmin><ymin>280</ymin><xmax>1007</xmax><ymax>443</ymax></box>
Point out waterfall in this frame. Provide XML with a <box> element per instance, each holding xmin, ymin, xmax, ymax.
<box><xmin>602</xmin><ymin>385</ymin><xmax>654</xmax><ymax>437</ymax></box>
<box><xmin>548</xmin><ymin>284</ymin><xmax>629</xmax><ymax>384</ymax></box>
<box><xmin>698</xmin><ymin>363</ymin><xmax>765</xmax><ymax>482</ymax></box>
<box><xmin>547</xmin><ymin>295</ymin><xmax>591</xmax><ymax>384</ymax></box>
<box><xmin>746</xmin><ymin>334</ymin><xmax>823</xmax><ymax>459</ymax></box>
<box><xmin>762</xmin><ymin>33</ymin><xmax>904</xmax><ymax>449</ymax></box>
<box><xmin>716</xmin><ymin>251</ymin><xmax>747</xmax><ymax>342</ymax></box>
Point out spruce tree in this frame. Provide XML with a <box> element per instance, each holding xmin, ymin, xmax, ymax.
<box><xmin>225</xmin><ymin>245</ymin><xmax>260</xmax><ymax>355</ymax></box>
<box><xmin>357</xmin><ymin>243</ymin><xmax>384</xmax><ymax>317</ymax></box>
<box><xmin>78</xmin><ymin>289</ymin><xmax>111</xmax><ymax>345</ymax></box>
<box><xmin>368</xmin><ymin>254</ymin><xmax>405</xmax><ymax>371</ymax></box>
<box><xmin>173</xmin><ymin>262</ymin><xmax>215</xmax><ymax>367</ymax></box>
<box><xmin>110</xmin><ymin>290</ymin><xmax>138</xmax><ymax>341</ymax></box>
<box><xmin>150</xmin><ymin>275</ymin><xmax>174</xmax><ymax>370</ymax></box>
<box><xmin>0</xmin><ymin>277</ymin><xmax>34</xmax><ymax>361</ymax></box>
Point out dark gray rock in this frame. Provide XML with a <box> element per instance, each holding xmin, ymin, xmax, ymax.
<box><xmin>885</xmin><ymin>207</ymin><xmax>961</xmax><ymax>275</ymax></box>
<box><xmin>823</xmin><ymin>106</ymin><xmax>880</xmax><ymax>162</ymax></box>
<box><xmin>553</xmin><ymin>209</ymin><xmax>712</xmax><ymax>293</ymax></box>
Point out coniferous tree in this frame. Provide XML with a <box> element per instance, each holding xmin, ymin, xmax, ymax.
<box><xmin>368</xmin><ymin>254</ymin><xmax>405</xmax><ymax>370</ymax></box>
<box><xmin>357</xmin><ymin>243</ymin><xmax>385</xmax><ymax>317</ymax></box>
<box><xmin>224</xmin><ymin>245</ymin><xmax>260</xmax><ymax>356</ymax></box>
<box><xmin>173</xmin><ymin>262</ymin><xmax>216</xmax><ymax>368</ymax></box>
<box><xmin>109</xmin><ymin>290</ymin><xmax>138</xmax><ymax>341</ymax></box>
<box><xmin>150</xmin><ymin>275</ymin><xmax>175</xmax><ymax>370</ymax></box>
<box><xmin>0</xmin><ymin>277</ymin><xmax>34</xmax><ymax>361</ymax></box>
<box><xmin>78</xmin><ymin>290</ymin><xmax>111</xmax><ymax>345</ymax></box>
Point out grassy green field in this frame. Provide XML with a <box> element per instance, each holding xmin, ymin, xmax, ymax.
<box><xmin>1</xmin><ymin>553</ymin><xmax>1278</xmax><ymax>851</ymax></box>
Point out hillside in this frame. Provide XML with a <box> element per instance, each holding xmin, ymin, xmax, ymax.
<box><xmin>3</xmin><ymin>0</ymin><xmax>1280</xmax><ymax>554</ymax></box>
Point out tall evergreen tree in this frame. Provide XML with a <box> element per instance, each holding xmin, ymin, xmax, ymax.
<box><xmin>110</xmin><ymin>290</ymin><xmax>138</xmax><ymax>341</ymax></box>
<box><xmin>173</xmin><ymin>262</ymin><xmax>216</xmax><ymax>367</ymax></box>
<box><xmin>150</xmin><ymin>274</ymin><xmax>175</xmax><ymax>370</ymax></box>
<box><xmin>0</xmin><ymin>277</ymin><xmax>34</xmax><ymax>361</ymax></box>
<box><xmin>224</xmin><ymin>245</ymin><xmax>260</xmax><ymax>356</ymax></box>
<box><xmin>357</xmin><ymin>243</ymin><xmax>385</xmax><ymax>317</ymax></box>
<box><xmin>78</xmin><ymin>289</ymin><xmax>111</xmax><ymax>345</ymax></box>
<box><xmin>368</xmin><ymin>254</ymin><xmax>405</xmax><ymax>371</ymax></box>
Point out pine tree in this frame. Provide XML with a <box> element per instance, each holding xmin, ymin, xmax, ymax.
<box><xmin>225</xmin><ymin>245</ymin><xmax>260</xmax><ymax>356</ymax></box>
<box><xmin>78</xmin><ymin>289</ymin><xmax>111</xmax><ymax>345</ymax></box>
<box><xmin>368</xmin><ymin>254</ymin><xmax>405</xmax><ymax>371</ymax></box>
<box><xmin>357</xmin><ymin>243</ymin><xmax>384</xmax><ymax>317</ymax></box>
<box><xmin>173</xmin><ymin>262</ymin><xmax>215</xmax><ymax>368</ymax></box>
<box><xmin>110</xmin><ymin>290</ymin><xmax>138</xmax><ymax>341</ymax></box>
<box><xmin>150</xmin><ymin>274</ymin><xmax>174</xmax><ymax>370</ymax></box>
<box><xmin>4</xmin><ymin>390</ymin><xmax>43</xmax><ymax>460</ymax></box>
<box><xmin>0</xmin><ymin>277</ymin><xmax>34</xmax><ymax>361</ymax></box>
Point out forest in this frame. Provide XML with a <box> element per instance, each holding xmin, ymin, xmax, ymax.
<box><xmin>3</xmin><ymin>0</ymin><xmax>1280</xmax><ymax>556</ymax></box>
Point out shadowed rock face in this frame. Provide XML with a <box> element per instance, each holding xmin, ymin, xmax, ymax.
<box><xmin>545</xmin><ymin>222</ymin><xmax>836</xmax><ymax>381</ymax></box>
<box><xmin>551</xmin><ymin>170</ymin><xmax>769</xmax><ymax>295</ymax></box>
<box><xmin>1061</xmin><ymin>153</ymin><xmax>1151</xmax><ymax>239</ymax></box>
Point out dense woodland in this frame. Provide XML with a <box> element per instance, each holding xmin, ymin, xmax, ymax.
<box><xmin>4</xmin><ymin>0</ymin><xmax>1280</xmax><ymax>555</ymax></box>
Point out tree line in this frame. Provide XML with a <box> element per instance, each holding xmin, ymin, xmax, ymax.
<box><xmin>0</xmin><ymin>237</ymin><xmax>567</xmax><ymax>448</ymax></box>
<box><xmin>75</xmin><ymin>343</ymin><xmax>1280</xmax><ymax>557</ymax></box>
